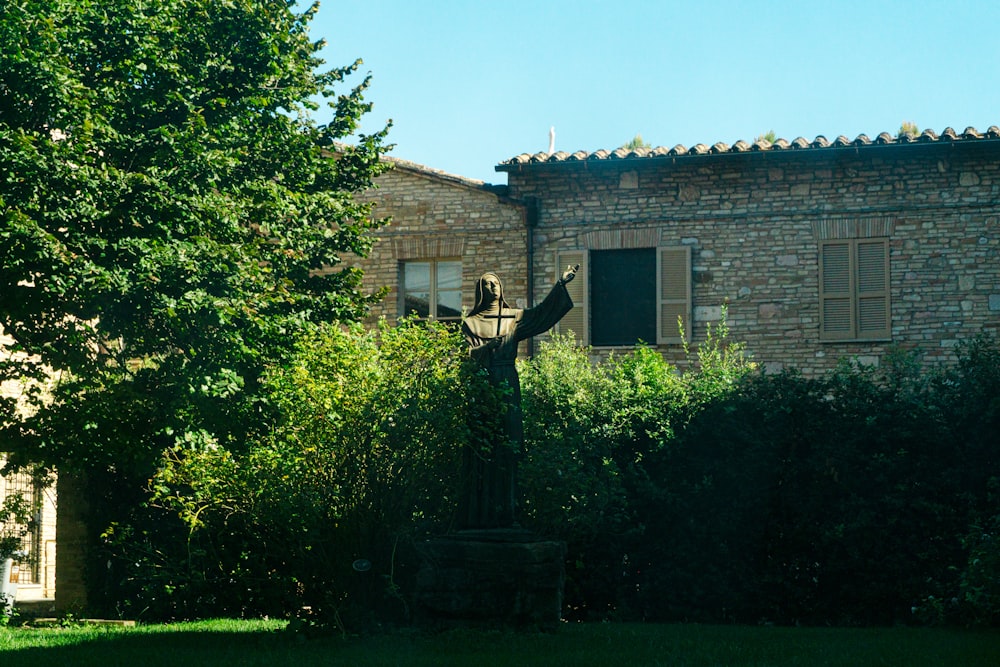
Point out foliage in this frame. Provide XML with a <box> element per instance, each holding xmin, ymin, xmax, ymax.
<box><xmin>1</xmin><ymin>0</ymin><xmax>390</xmax><ymax>619</ymax></box>
<box><xmin>0</xmin><ymin>490</ymin><xmax>32</xmax><ymax>560</ymax></box>
<box><xmin>754</xmin><ymin>130</ymin><xmax>778</xmax><ymax>144</ymax></box>
<box><xmin>111</xmin><ymin>321</ymin><xmax>471</xmax><ymax>626</ymax></box>
<box><xmin>926</xmin><ymin>335</ymin><xmax>1000</xmax><ymax>626</ymax></box>
<box><xmin>518</xmin><ymin>314</ymin><xmax>756</xmax><ymax>620</ymax></box>
<box><xmin>620</xmin><ymin>133</ymin><xmax>651</xmax><ymax>151</ymax></box>
<box><xmin>0</xmin><ymin>0</ymin><xmax>390</xmax><ymax>479</ymax></box>
<box><xmin>521</xmin><ymin>327</ymin><xmax>999</xmax><ymax>627</ymax></box>
<box><xmin>899</xmin><ymin>121</ymin><xmax>921</xmax><ymax>138</ymax></box>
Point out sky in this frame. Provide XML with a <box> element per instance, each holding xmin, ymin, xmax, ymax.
<box><xmin>305</xmin><ymin>0</ymin><xmax>1000</xmax><ymax>184</ymax></box>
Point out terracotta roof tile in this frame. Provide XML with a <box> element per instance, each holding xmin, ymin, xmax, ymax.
<box><xmin>498</xmin><ymin>125</ymin><xmax>1000</xmax><ymax>169</ymax></box>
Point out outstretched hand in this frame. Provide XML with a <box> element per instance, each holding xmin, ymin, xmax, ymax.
<box><xmin>561</xmin><ymin>264</ymin><xmax>580</xmax><ymax>284</ymax></box>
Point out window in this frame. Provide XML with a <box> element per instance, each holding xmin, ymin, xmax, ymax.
<box><xmin>819</xmin><ymin>238</ymin><xmax>890</xmax><ymax>341</ymax></box>
<box><xmin>399</xmin><ymin>260</ymin><xmax>462</xmax><ymax>321</ymax></box>
<box><xmin>591</xmin><ymin>249</ymin><xmax>656</xmax><ymax>345</ymax></box>
<box><xmin>0</xmin><ymin>465</ymin><xmax>42</xmax><ymax>584</ymax></box>
<box><xmin>555</xmin><ymin>246</ymin><xmax>691</xmax><ymax>346</ymax></box>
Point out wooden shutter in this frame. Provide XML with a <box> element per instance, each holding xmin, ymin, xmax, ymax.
<box><xmin>820</xmin><ymin>240</ymin><xmax>853</xmax><ymax>341</ymax></box>
<box><xmin>820</xmin><ymin>238</ymin><xmax>890</xmax><ymax>341</ymax></box>
<box><xmin>657</xmin><ymin>246</ymin><xmax>691</xmax><ymax>344</ymax></box>
<box><xmin>555</xmin><ymin>250</ymin><xmax>588</xmax><ymax>345</ymax></box>
<box><xmin>856</xmin><ymin>238</ymin><xmax>890</xmax><ymax>339</ymax></box>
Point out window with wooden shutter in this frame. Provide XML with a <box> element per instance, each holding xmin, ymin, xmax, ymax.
<box><xmin>657</xmin><ymin>246</ymin><xmax>691</xmax><ymax>344</ymax></box>
<box><xmin>555</xmin><ymin>250</ymin><xmax>588</xmax><ymax>345</ymax></box>
<box><xmin>819</xmin><ymin>238</ymin><xmax>890</xmax><ymax>341</ymax></box>
<box><xmin>554</xmin><ymin>247</ymin><xmax>691</xmax><ymax>347</ymax></box>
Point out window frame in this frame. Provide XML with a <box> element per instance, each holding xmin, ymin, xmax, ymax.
<box><xmin>398</xmin><ymin>259</ymin><xmax>463</xmax><ymax>322</ymax></box>
<box><xmin>819</xmin><ymin>237</ymin><xmax>891</xmax><ymax>341</ymax></box>
<box><xmin>555</xmin><ymin>246</ymin><xmax>691</xmax><ymax>347</ymax></box>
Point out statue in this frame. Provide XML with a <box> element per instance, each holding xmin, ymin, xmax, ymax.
<box><xmin>458</xmin><ymin>266</ymin><xmax>578</xmax><ymax>529</ymax></box>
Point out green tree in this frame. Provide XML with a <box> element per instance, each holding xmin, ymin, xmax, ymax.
<box><xmin>0</xmin><ymin>0</ymin><xmax>390</xmax><ymax>476</ymax></box>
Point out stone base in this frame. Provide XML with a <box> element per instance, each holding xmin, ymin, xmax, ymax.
<box><xmin>414</xmin><ymin>530</ymin><xmax>566</xmax><ymax>630</ymax></box>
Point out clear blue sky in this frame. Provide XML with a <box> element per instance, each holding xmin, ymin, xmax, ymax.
<box><xmin>306</xmin><ymin>0</ymin><xmax>1000</xmax><ymax>184</ymax></box>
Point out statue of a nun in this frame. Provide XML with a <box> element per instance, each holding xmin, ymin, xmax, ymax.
<box><xmin>459</xmin><ymin>266</ymin><xmax>578</xmax><ymax>529</ymax></box>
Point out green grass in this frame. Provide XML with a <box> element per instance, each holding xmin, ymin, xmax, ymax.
<box><xmin>1</xmin><ymin>619</ymin><xmax>997</xmax><ymax>667</ymax></box>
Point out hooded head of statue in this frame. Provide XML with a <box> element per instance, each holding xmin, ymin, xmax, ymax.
<box><xmin>469</xmin><ymin>271</ymin><xmax>510</xmax><ymax>317</ymax></box>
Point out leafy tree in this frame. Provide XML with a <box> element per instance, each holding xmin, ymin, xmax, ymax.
<box><xmin>0</xmin><ymin>0</ymin><xmax>390</xmax><ymax>477</ymax></box>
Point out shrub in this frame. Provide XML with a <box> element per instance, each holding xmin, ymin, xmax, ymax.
<box><xmin>115</xmin><ymin>320</ymin><xmax>472</xmax><ymax>627</ymax></box>
<box><xmin>519</xmin><ymin>315</ymin><xmax>756</xmax><ymax>621</ymax></box>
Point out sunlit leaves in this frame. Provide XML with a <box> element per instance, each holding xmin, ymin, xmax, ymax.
<box><xmin>1</xmin><ymin>0</ymin><xmax>390</xmax><ymax>474</ymax></box>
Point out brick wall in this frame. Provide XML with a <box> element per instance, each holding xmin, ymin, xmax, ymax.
<box><xmin>355</xmin><ymin>161</ymin><xmax>529</xmax><ymax>321</ymax></box>
<box><xmin>505</xmin><ymin>144</ymin><xmax>1000</xmax><ymax>375</ymax></box>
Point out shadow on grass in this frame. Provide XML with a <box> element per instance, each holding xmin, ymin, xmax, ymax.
<box><xmin>3</xmin><ymin>622</ymin><xmax>999</xmax><ymax>667</ymax></box>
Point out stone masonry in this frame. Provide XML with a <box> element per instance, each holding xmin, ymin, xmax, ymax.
<box><xmin>499</xmin><ymin>138</ymin><xmax>1000</xmax><ymax>376</ymax></box>
<box><xmin>355</xmin><ymin>157</ymin><xmax>529</xmax><ymax>324</ymax></box>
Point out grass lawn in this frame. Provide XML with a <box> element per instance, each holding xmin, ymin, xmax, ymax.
<box><xmin>1</xmin><ymin>619</ymin><xmax>998</xmax><ymax>667</ymax></box>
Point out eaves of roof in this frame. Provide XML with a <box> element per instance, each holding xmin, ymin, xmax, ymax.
<box><xmin>383</xmin><ymin>155</ymin><xmax>488</xmax><ymax>189</ymax></box>
<box><xmin>496</xmin><ymin>126</ymin><xmax>1000</xmax><ymax>172</ymax></box>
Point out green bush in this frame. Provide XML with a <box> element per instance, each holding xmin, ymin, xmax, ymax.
<box><xmin>113</xmin><ymin>320</ymin><xmax>473</xmax><ymax>627</ymax></box>
<box><xmin>518</xmin><ymin>316</ymin><xmax>756</xmax><ymax>621</ymax></box>
<box><xmin>102</xmin><ymin>317</ymin><xmax>1000</xmax><ymax>629</ymax></box>
<box><xmin>521</xmin><ymin>329</ymin><xmax>1000</xmax><ymax>627</ymax></box>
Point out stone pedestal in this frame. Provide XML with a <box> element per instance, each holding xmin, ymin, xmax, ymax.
<box><xmin>414</xmin><ymin>529</ymin><xmax>565</xmax><ymax>630</ymax></box>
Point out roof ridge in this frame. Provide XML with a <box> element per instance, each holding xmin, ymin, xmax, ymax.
<box><xmin>499</xmin><ymin>125</ymin><xmax>1000</xmax><ymax>167</ymax></box>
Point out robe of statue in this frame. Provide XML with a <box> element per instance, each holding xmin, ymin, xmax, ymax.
<box><xmin>459</xmin><ymin>273</ymin><xmax>574</xmax><ymax>529</ymax></box>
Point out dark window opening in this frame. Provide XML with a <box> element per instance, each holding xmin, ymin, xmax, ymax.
<box><xmin>590</xmin><ymin>248</ymin><xmax>656</xmax><ymax>346</ymax></box>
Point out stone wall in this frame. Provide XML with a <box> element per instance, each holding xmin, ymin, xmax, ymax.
<box><xmin>505</xmin><ymin>145</ymin><xmax>1000</xmax><ymax>375</ymax></box>
<box><xmin>355</xmin><ymin>161</ymin><xmax>528</xmax><ymax>323</ymax></box>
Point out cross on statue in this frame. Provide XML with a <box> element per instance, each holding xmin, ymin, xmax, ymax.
<box><xmin>481</xmin><ymin>309</ymin><xmax>517</xmax><ymax>337</ymax></box>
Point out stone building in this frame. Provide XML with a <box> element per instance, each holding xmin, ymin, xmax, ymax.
<box><xmin>8</xmin><ymin>126</ymin><xmax>1000</xmax><ymax>616</ymax></box>
<box><xmin>362</xmin><ymin>127</ymin><xmax>1000</xmax><ymax>376</ymax></box>
<box><xmin>356</xmin><ymin>157</ymin><xmax>531</xmax><ymax>326</ymax></box>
